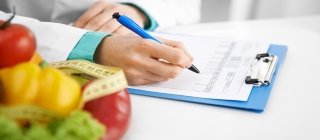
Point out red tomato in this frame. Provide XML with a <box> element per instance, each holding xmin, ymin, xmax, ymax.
<box><xmin>84</xmin><ymin>89</ymin><xmax>131</xmax><ymax>140</ymax></box>
<box><xmin>0</xmin><ymin>18</ymin><xmax>36</xmax><ymax>68</ymax></box>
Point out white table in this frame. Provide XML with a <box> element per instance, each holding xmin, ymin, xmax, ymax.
<box><xmin>123</xmin><ymin>15</ymin><xmax>320</xmax><ymax>140</ymax></box>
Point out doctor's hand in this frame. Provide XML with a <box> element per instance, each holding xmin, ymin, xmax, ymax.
<box><xmin>74</xmin><ymin>1</ymin><xmax>146</xmax><ymax>35</ymax></box>
<box><xmin>94</xmin><ymin>36</ymin><xmax>193</xmax><ymax>86</ymax></box>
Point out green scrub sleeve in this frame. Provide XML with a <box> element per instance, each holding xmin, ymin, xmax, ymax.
<box><xmin>67</xmin><ymin>32</ymin><xmax>108</xmax><ymax>62</ymax></box>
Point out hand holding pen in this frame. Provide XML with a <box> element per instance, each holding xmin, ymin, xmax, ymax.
<box><xmin>112</xmin><ymin>12</ymin><xmax>200</xmax><ymax>73</ymax></box>
<box><xmin>93</xmin><ymin>13</ymin><xmax>198</xmax><ymax>85</ymax></box>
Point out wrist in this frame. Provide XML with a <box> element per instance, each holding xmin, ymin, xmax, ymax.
<box><xmin>67</xmin><ymin>32</ymin><xmax>108</xmax><ymax>62</ymax></box>
<box><xmin>93</xmin><ymin>34</ymin><xmax>113</xmax><ymax>63</ymax></box>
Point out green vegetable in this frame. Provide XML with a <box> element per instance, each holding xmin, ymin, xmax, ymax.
<box><xmin>48</xmin><ymin>111</ymin><xmax>105</xmax><ymax>140</ymax></box>
<box><xmin>0</xmin><ymin>116</ymin><xmax>23</xmax><ymax>140</ymax></box>
<box><xmin>0</xmin><ymin>111</ymin><xmax>105</xmax><ymax>140</ymax></box>
<box><xmin>24</xmin><ymin>124</ymin><xmax>52</xmax><ymax>140</ymax></box>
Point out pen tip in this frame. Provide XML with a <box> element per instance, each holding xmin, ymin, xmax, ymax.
<box><xmin>188</xmin><ymin>64</ymin><xmax>200</xmax><ymax>74</ymax></box>
<box><xmin>112</xmin><ymin>12</ymin><xmax>120</xmax><ymax>19</ymax></box>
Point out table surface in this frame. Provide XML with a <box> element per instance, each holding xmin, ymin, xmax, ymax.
<box><xmin>123</xmin><ymin>15</ymin><xmax>320</xmax><ymax>140</ymax></box>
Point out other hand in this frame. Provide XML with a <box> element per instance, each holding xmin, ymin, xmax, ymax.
<box><xmin>74</xmin><ymin>1</ymin><xmax>146</xmax><ymax>35</ymax></box>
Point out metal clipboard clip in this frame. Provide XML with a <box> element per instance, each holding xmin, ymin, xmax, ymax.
<box><xmin>245</xmin><ymin>53</ymin><xmax>278</xmax><ymax>86</ymax></box>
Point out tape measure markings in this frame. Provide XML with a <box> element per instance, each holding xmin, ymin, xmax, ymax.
<box><xmin>0</xmin><ymin>105</ymin><xmax>61</xmax><ymax>121</ymax></box>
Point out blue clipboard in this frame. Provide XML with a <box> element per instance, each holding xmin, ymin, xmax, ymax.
<box><xmin>128</xmin><ymin>44</ymin><xmax>287</xmax><ymax>112</ymax></box>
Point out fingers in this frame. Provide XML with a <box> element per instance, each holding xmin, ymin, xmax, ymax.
<box><xmin>159</xmin><ymin>38</ymin><xmax>194</xmax><ymax>64</ymax></box>
<box><xmin>127</xmin><ymin>77</ymin><xmax>154</xmax><ymax>86</ymax></box>
<box><xmin>141</xmin><ymin>58</ymin><xmax>183</xmax><ymax>79</ymax></box>
<box><xmin>143</xmin><ymin>71</ymin><xmax>169</xmax><ymax>82</ymax></box>
<box><xmin>74</xmin><ymin>1</ymin><xmax>121</xmax><ymax>32</ymax></box>
<box><xmin>97</xmin><ymin>19</ymin><xmax>121</xmax><ymax>33</ymax></box>
<box><xmin>124</xmin><ymin>69</ymin><xmax>167</xmax><ymax>86</ymax></box>
<box><xmin>74</xmin><ymin>2</ymin><xmax>105</xmax><ymax>28</ymax></box>
<box><xmin>74</xmin><ymin>1</ymin><xmax>146</xmax><ymax>35</ymax></box>
<box><xmin>142</xmin><ymin>40</ymin><xmax>192</xmax><ymax>68</ymax></box>
<box><xmin>130</xmin><ymin>53</ymin><xmax>183</xmax><ymax>79</ymax></box>
<box><xmin>123</xmin><ymin>56</ymin><xmax>182</xmax><ymax>85</ymax></box>
<box><xmin>112</xmin><ymin>26</ymin><xmax>134</xmax><ymax>35</ymax></box>
<box><xmin>83</xmin><ymin>11</ymin><xmax>114</xmax><ymax>31</ymax></box>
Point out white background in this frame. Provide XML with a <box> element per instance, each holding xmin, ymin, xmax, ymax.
<box><xmin>201</xmin><ymin>0</ymin><xmax>320</xmax><ymax>22</ymax></box>
<box><xmin>123</xmin><ymin>15</ymin><xmax>320</xmax><ymax>140</ymax></box>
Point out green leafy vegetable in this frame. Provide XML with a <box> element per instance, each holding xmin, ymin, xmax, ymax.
<box><xmin>0</xmin><ymin>111</ymin><xmax>105</xmax><ymax>140</ymax></box>
<box><xmin>0</xmin><ymin>116</ymin><xmax>23</xmax><ymax>140</ymax></box>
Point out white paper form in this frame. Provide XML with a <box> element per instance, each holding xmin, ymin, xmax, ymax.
<box><xmin>130</xmin><ymin>33</ymin><xmax>269</xmax><ymax>101</ymax></box>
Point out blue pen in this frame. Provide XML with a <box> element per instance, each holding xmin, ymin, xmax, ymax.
<box><xmin>112</xmin><ymin>12</ymin><xmax>200</xmax><ymax>74</ymax></box>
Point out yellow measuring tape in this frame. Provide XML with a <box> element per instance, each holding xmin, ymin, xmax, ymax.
<box><xmin>0</xmin><ymin>60</ymin><xmax>128</xmax><ymax>122</ymax></box>
<box><xmin>49</xmin><ymin>60</ymin><xmax>128</xmax><ymax>102</ymax></box>
<box><xmin>0</xmin><ymin>105</ymin><xmax>61</xmax><ymax>122</ymax></box>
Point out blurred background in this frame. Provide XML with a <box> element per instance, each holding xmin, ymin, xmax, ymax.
<box><xmin>201</xmin><ymin>0</ymin><xmax>320</xmax><ymax>22</ymax></box>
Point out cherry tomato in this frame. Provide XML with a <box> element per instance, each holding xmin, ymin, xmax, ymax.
<box><xmin>0</xmin><ymin>17</ymin><xmax>36</xmax><ymax>68</ymax></box>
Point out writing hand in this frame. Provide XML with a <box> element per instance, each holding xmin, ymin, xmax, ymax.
<box><xmin>94</xmin><ymin>36</ymin><xmax>193</xmax><ymax>85</ymax></box>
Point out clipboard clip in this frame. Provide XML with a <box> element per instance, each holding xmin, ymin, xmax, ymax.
<box><xmin>245</xmin><ymin>53</ymin><xmax>278</xmax><ymax>86</ymax></box>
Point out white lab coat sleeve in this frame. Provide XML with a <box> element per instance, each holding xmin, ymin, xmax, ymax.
<box><xmin>0</xmin><ymin>11</ymin><xmax>87</xmax><ymax>62</ymax></box>
<box><xmin>49</xmin><ymin>0</ymin><xmax>201</xmax><ymax>29</ymax></box>
<box><xmin>119</xmin><ymin>0</ymin><xmax>201</xmax><ymax>30</ymax></box>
